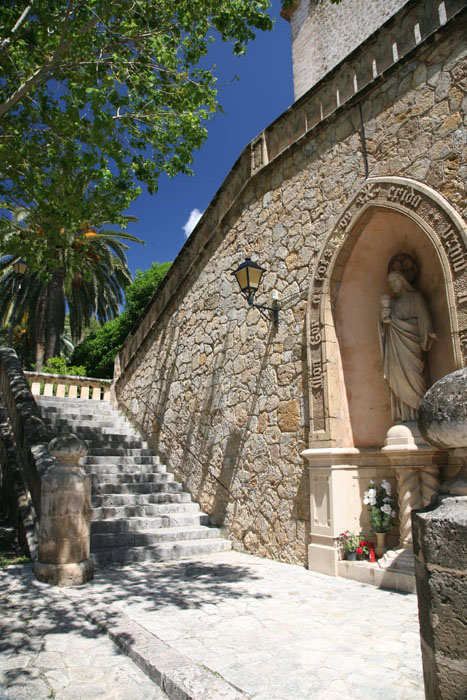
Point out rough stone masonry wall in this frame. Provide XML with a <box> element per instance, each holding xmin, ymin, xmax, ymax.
<box><xmin>115</xmin><ymin>17</ymin><xmax>466</xmax><ymax>566</ymax></box>
<box><xmin>290</xmin><ymin>0</ymin><xmax>410</xmax><ymax>99</ymax></box>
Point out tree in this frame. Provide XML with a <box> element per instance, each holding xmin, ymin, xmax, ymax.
<box><xmin>0</xmin><ymin>222</ymin><xmax>143</xmax><ymax>369</ymax></box>
<box><xmin>72</xmin><ymin>261</ymin><xmax>171</xmax><ymax>377</ymax></box>
<box><xmin>0</xmin><ymin>0</ymin><xmax>274</xmax><ymax>222</ymax></box>
<box><xmin>0</xmin><ymin>2</ymin><xmax>274</xmax><ymax>364</ymax></box>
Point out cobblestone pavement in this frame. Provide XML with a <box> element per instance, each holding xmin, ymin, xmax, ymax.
<box><xmin>61</xmin><ymin>550</ymin><xmax>424</xmax><ymax>700</ymax></box>
<box><xmin>0</xmin><ymin>564</ymin><xmax>168</xmax><ymax>700</ymax></box>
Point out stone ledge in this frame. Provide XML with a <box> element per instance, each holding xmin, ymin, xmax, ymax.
<box><xmin>336</xmin><ymin>560</ymin><xmax>416</xmax><ymax>594</ymax></box>
<box><xmin>82</xmin><ymin>603</ymin><xmax>247</xmax><ymax>700</ymax></box>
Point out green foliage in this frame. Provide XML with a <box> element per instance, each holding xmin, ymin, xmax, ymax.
<box><xmin>0</xmin><ymin>221</ymin><xmax>143</xmax><ymax>369</ymax></box>
<box><xmin>41</xmin><ymin>357</ymin><xmax>87</xmax><ymax>377</ymax></box>
<box><xmin>72</xmin><ymin>261</ymin><xmax>171</xmax><ymax>377</ymax></box>
<box><xmin>0</xmin><ymin>552</ymin><xmax>31</xmax><ymax>569</ymax></box>
<box><xmin>125</xmin><ymin>261</ymin><xmax>172</xmax><ymax>326</ymax></box>
<box><xmin>0</xmin><ymin>1</ymin><xmax>274</xmax><ymax>260</ymax></box>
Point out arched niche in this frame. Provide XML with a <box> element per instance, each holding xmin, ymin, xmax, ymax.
<box><xmin>306</xmin><ymin>177</ymin><xmax>467</xmax><ymax>449</ymax></box>
<box><xmin>334</xmin><ymin>206</ymin><xmax>456</xmax><ymax>447</ymax></box>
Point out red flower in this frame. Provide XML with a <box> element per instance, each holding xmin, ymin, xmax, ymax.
<box><xmin>356</xmin><ymin>547</ymin><xmax>363</xmax><ymax>555</ymax></box>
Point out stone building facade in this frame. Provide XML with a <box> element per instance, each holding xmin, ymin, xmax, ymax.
<box><xmin>113</xmin><ymin>0</ymin><xmax>467</xmax><ymax>574</ymax></box>
<box><xmin>288</xmin><ymin>0</ymin><xmax>410</xmax><ymax>98</ymax></box>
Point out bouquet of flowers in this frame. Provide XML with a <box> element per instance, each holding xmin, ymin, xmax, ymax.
<box><xmin>337</xmin><ymin>530</ymin><xmax>360</xmax><ymax>553</ymax></box>
<box><xmin>356</xmin><ymin>540</ymin><xmax>370</xmax><ymax>559</ymax></box>
<box><xmin>363</xmin><ymin>479</ymin><xmax>396</xmax><ymax>533</ymax></box>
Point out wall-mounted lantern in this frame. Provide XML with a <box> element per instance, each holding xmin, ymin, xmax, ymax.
<box><xmin>13</xmin><ymin>259</ymin><xmax>28</xmax><ymax>276</ymax></box>
<box><xmin>231</xmin><ymin>257</ymin><xmax>279</xmax><ymax>327</ymax></box>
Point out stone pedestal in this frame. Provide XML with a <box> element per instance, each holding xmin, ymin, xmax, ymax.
<box><xmin>34</xmin><ymin>434</ymin><xmax>94</xmax><ymax>586</ymax></box>
<box><xmin>303</xmin><ymin>448</ymin><xmax>359</xmax><ymax>576</ymax></box>
<box><xmin>301</xmin><ymin>447</ymin><xmax>390</xmax><ymax>576</ymax></box>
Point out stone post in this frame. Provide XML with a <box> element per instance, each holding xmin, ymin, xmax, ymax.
<box><xmin>33</xmin><ymin>434</ymin><xmax>94</xmax><ymax>586</ymax></box>
<box><xmin>412</xmin><ymin>369</ymin><xmax>467</xmax><ymax>699</ymax></box>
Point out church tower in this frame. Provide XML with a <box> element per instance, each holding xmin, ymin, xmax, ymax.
<box><xmin>283</xmin><ymin>0</ymin><xmax>411</xmax><ymax>99</ymax></box>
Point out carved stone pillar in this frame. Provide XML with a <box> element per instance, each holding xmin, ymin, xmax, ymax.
<box><xmin>34</xmin><ymin>434</ymin><xmax>94</xmax><ymax>586</ymax></box>
<box><xmin>382</xmin><ymin>423</ymin><xmax>444</xmax><ymax>549</ymax></box>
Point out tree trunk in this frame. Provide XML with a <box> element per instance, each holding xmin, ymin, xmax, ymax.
<box><xmin>35</xmin><ymin>285</ymin><xmax>48</xmax><ymax>372</ymax></box>
<box><xmin>45</xmin><ymin>268</ymin><xmax>65</xmax><ymax>363</ymax></box>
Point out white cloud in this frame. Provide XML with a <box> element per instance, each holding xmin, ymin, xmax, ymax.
<box><xmin>183</xmin><ymin>208</ymin><xmax>203</xmax><ymax>238</ymax></box>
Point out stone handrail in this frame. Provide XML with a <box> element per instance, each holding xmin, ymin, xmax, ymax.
<box><xmin>0</xmin><ymin>349</ymin><xmax>94</xmax><ymax>585</ymax></box>
<box><xmin>25</xmin><ymin>371</ymin><xmax>111</xmax><ymax>401</ymax></box>
<box><xmin>0</xmin><ymin>349</ymin><xmax>54</xmax><ymax>517</ymax></box>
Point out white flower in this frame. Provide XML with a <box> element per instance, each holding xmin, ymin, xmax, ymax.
<box><xmin>381</xmin><ymin>480</ymin><xmax>391</xmax><ymax>494</ymax></box>
<box><xmin>363</xmin><ymin>496</ymin><xmax>370</xmax><ymax>505</ymax></box>
<box><xmin>391</xmin><ymin>509</ymin><xmax>396</xmax><ymax>518</ymax></box>
<box><xmin>381</xmin><ymin>503</ymin><xmax>393</xmax><ymax>516</ymax></box>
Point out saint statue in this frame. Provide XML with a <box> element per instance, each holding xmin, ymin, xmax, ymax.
<box><xmin>379</xmin><ymin>270</ymin><xmax>437</xmax><ymax>422</ymax></box>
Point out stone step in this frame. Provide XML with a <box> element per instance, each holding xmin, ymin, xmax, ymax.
<box><xmin>57</xmin><ymin>421</ymin><xmax>139</xmax><ymax>440</ymax></box>
<box><xmin>83</xmin><ymin>464</ymin><xmax>167</xmax><ymax>476</ymax></box>
<box><xmin>91</xmin><ymin>480</ymin><xmax>181</xmax><ymax>496</ymax></box>
<box><xmin>92</xmin><ymin>491</ymin><xmax>191</xmax><ymax>508</ymax></box>
<box><xmin>37</xmin><ymin>400</ymin><xmax>116</xmax><ymax>415</ymax></box>
<box><xmin>91</xmin><ymin>513</ymin><xmax>210</xmax><ymax>533</ymax></box>
<box><xmin>45</xmin><ymin>418</ymin><xmax>133</xmax><ymax>431</ymax></box>
<box><xmin>90</xmin><ymin>472</ymin><xmax>172</xmax><ymax>486</ymax></box>
<box><xmin>91</xmin><ymin>481</ymin><xmax>185</xmax><ymax>508</ymax></box>
<box><xmin>82</xmin><ymin>455</ymin><xmax>158</xmax><ymax>465</ymax></box>
<box><xmin>91</xmin><ymin>525</ymin><xmax>221</xmax><ymax>549</ymax></box>
<box><xmin>91</xmin><ymin>537</ymin><xmax>231</xmax><ymax>565</ymax></box>
<box><xmin>85</xmin><ymin>447</ymin><xmax>156</xmax><ymax>457</ymax></box>
<box><xmin>40</xmin><ymin>405</ymin><xmax>117</xmax><ymax>415</ymax></box>
<box><xmin>92</xmin><ymin>502</ymin><xmax>200</xmax><ymax>520</ymax></box>
<box><xmin>84</xmin><ymin>437</ymin><xmax>149</xmax><ymax>449</ymax></box>
<box><xmin>37</xmin><ymin>395</ymin><xmax>231</xmax><ymax>563</ymax></box>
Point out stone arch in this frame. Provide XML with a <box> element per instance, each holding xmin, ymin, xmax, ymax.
<box><xmin>306</xmin><ymin>177</ymin><xmax>467</xmax><ymax>448</ymax></box>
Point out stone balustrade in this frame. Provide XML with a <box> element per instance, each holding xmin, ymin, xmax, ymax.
<box><xmin>0</xmin><ymin>349</ymin><xmax>94</xmax><ymax>586</ymax></box>
<box><xmin>25</xmin><ymin>371</ymin><xmax>111</xmax><ymax>401</ymax></box>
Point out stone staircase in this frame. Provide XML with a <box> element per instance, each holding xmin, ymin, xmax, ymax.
<box><xmin>37</xmin><ymin>396</ymin><xmax>231</xmax><ymax>565</ymax></box>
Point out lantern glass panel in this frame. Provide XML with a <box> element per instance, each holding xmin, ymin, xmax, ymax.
<box><xmin>247</xmin><ymin>265</ymin><xmax>262</xmax><ymax>292</ymax></box>
<box><xmin>234</xmin><ymin>266</ymin><xmax>249</xmax><ymax>292</ymax></box>
<box><xmin>13</xmin><ymin>260</ymin><xmax>28</xmax><ymax>275</ymax></box>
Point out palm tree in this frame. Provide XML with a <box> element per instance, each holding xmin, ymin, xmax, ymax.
<box><xmin>0</xmin><ymin>222</ymin><xmax>143</xmax><ymax>370</ymax></box>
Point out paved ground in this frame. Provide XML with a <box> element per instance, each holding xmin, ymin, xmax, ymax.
<box><xmin>0</xmin><ymin>564</ymin><xmax>168</xmax><ymax>700</ymax></box>
<box><xmin>1</xmin><ymin>551</ymin><xmax>424</xmax><ymax>700</ymax></box>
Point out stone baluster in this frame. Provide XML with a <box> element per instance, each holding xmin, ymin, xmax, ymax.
<box><xmin>382</xmin><ymin>423</ymin><xmax>444</xmax><ymax>550</ymax></box>
<box><xmin>33</xmin><ymin>434</ymin><xmax>94</xmax><ymax>586</ymax></box>
<box><xmin>394</xmin><ymin>465</ymin><xmax>423</xmax><ymax>548</ymax></box>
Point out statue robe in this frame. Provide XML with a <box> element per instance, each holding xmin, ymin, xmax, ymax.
<box><xmin>379</xmin><ymin>289</ymin><xmax>434</xmax><ymax>422</ymax></box>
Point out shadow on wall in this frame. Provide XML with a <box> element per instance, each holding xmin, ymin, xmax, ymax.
<box><xmin>145</xmin><ymin>308</ymin><xmax>306</xmax><ymax>542</ymax></box>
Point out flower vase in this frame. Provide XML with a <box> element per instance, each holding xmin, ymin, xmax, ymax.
<box><xmin>375</xmin><ymin>532</ymin><xmax>387</xmax><ymax>558</ymax></box>
<box><xmin>345</xmin><ymin>551</ymin><xmax>357</xmax><ymax>561</ymax></box>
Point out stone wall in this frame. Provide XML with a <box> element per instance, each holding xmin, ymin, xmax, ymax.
<box><xmin>289</xmin><ymin>0</ymin><xmax>410</xmax><ymax>99</ymax></box>
<box><xmin>115</xmin><ymin>8</ymin><xmax>466</xmax><ymax>566</ymax></box>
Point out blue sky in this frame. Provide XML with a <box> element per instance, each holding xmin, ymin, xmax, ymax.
<box><xmin>124</xmin><ymin>0</ymin><xmax>294</xmax><ymax>275</ymax></box>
